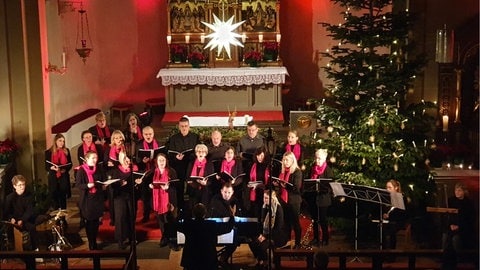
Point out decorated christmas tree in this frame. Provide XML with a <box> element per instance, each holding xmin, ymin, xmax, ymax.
<box><xmin>308</xmin><ymin>0</ymin><xmax>436</xmax><ymax>200</ymax></box>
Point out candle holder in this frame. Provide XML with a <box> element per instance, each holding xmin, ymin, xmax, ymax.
<box><xmin>45</xmin><ymin>63</ymin><xmax>67</xmax><ymax>75</ymax></box>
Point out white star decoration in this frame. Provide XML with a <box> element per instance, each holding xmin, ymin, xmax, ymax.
<box><xmin>202</xmin><ymin>14</ymin><xmax>244</xmax><ymax>59</ymax></box>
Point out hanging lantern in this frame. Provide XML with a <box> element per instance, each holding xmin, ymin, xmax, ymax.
<box><xmin>76</xmin><ymin>6</ymin><xmax>93</xmax><ymax>63</ymax></box>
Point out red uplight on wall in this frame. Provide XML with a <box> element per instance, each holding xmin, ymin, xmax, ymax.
<box><xmin>136</xmin><ymin>0</ymin><xmax>157</xmax><ymax>11</ymax></box>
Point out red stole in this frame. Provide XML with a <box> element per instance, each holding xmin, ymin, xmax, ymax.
<box><xmin>311</xmin><ymin>162</ymin><xmax>327</xmax><ymax>179</ymax></box>
<box><xmin>133</xmin><ymin>126</ymin><xmax>143</xmax><ymax>140</ymax></box>
<box><xmin>82</xmin><ymin>143</ymin><xmax>97</xmax><ymax>157</ymax></box>
<box><xmin>286</xmin><ymin>144</ymin><xmax>301</xmax><ymax>161</ymax></box>
<box><xmin>82</xmin><ymin>164</ymin><xmax>97</xmax><ymax>194</ymax></box>
<box><xmin>221</xmin><ymin>159</ymin><xmax>235</xmax><ymax>174</ymax></box>
<box><xmin>109</xmin><ymin>145</ymin><xmax>124</xmax><ymax>161</ymax></box>
<box><xmin>191</xmin><ymin>159</ymin><xmax>206</xmax><ymax>189</ymax></box>
<box><xmin>279</xmin><ymin>168</ymin><xmax>291</xmax><ymax>203</ymax></box>
<box><xmin>249</xmin><ymin>163</ymin><xmax>269</xmax><ymax>202</ymax></box>
<box><xmin>152</xmin><ymin>168</ymin><xmax>170</xmax><ymax>214</ymax></box>
<box><xmin>52</xmin><ymin>149</ymin><xmax>68</xmax><ymax>178</ymax></box>
<box><xmin>96</xmin><ymin>125</ymin><xmax>111</xmax><ymax>139</ymax></box>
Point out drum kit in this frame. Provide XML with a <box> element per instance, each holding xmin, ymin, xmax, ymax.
<box><xmin>46</xmin><ymin>209</ymin><xmax>72</xmax><ymax>252</ymax></box>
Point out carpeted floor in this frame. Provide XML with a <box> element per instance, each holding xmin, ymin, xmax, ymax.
<box><xmin>101</xmin><ymin>240</ymin><xmax>170</xmax><ymax>260</ymax></box>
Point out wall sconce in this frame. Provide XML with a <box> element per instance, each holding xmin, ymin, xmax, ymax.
<box><xmin>258</xmin><ymin>34</ymin><xmax>263</xmax><ymax>43</ymax></box>
<box><xmin>46</xmin><ymin>52</ymin><xmax>67</xmax><ymax>75</ymax></box>
<box><xmin>76</xmin><ymin>6</ymin><xmax>93</xmax><ymax>63</ymax></box>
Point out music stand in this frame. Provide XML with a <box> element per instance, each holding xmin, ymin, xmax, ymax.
<box><xmin>303</xmin><ymin>178</ymin><xmax>333</xmax><ymax>246</ymax></box>
<box><xmin>329</xmin><ymin>183</ymin><xmax>405</xmax><ymax>259</ymax></box>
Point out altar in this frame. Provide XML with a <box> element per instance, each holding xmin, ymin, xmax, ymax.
<box><xmin>156</xmin><ymin>67</ymin><xmax>288</xmax><ymax>112</ymax></box>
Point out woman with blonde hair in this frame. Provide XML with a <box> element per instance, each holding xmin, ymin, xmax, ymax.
<box><xmin>45</xmin><ymin>133</ymin><xmax>72</xmax><ymax>210</ymax></box>
<box><xmin>275</xmin><ymin>151</ymin><xmax>303</xmax><ymax>249</ymax></box>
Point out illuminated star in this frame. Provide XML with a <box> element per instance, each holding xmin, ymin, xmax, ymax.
<box><xmin>202</xmin><ymin>14</ymin><xmax>244</xmax><ymax>59</ymax></box>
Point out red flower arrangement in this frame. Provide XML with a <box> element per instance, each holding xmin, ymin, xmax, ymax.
<box><xmin>263</xmin><ymin>42</ymin><xmax>279</xmax><ymax>52</ymax></box>
<box><xmin>244</xmin><ymin>51</ymin><xmax>262</xmax><ymax>66</ymax></box>
<box><xmin>188</xmin><ymin>51</ymin><xmax>205</xmax><ymax>65</ymax></box>
<box><xmin>170</xmin><ymin>44</ymin><xmax>187</xmax><ymax>62</ymax></box>
<box><xmin>0</xmin><ymin>139</ymin><xmax>19</xmax><ymax>164</ymax></box>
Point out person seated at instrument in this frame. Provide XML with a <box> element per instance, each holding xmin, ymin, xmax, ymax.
<box><xmin>186</xmin><ymin>144</ymin><xmax>215</xmax><ymax>207</ymax></box>
<box><xmin>178</xmin><ymin>203</ymin><xmax>234</xmax><ymax>270</ymax></box>
<box><xmin>3</xmin><ymin>175</ymin><xmax>38</xmax><ymax>251</ymax></box>
<box><xmin>77</xmin><ymin>130</ymin><xmax>103</xmax><ymax>165</ymax></box>
<box><xmin>274</xmin><ymin>151</ymin><xmax>303</xmax><ymax>249</ymax></box>
<box><xmin>109</xmin><ymin>151</ymin><xmax>143</xmax><ymax>249</ymax></box>
<box><xmin>215</xmin><ymin>146</ymin><xmax>244</xmax><ymax>207</ymax></box>
<box><xmin>123</xmin><ymin>113</ymin><xmax>143</xmax><ymax>158</ymax></box>
<box><xmin>247</xmin><ymin>146</ymin><xmax>271</xmax><ymax>219</ymax></box>
<box><xmin>149</xmin><ymin>153</ymin><xmax>179</xmax><ymax>250</ymax></box>
<box><xmin>382</xmin><ymin>179</ymin><xmax>408</xmax><ymax>250</ymax></box>
<box><xmin>88</xmin><ymin>111</ymin><xmax>112</xmax><ymax>151</ymax></box>
<box><xmin>442</xmin><ymin>182</ymin><xmax>476</xmax><ymax>269</ymax></box>
<box><xmin>248</xmin><ymin>190</ymin><xmax>288</xmax><ymax>268</ymax></box>
<box><xmin>45</xmin><ymin>133</ymin><xmax>73</xmax><ymax>210</ymax></box>
<box><xmin>304</xmin><ymin>149</ymin><xmax>334</xmax><ymax>246</ymax></box>
<box><xmin>75</xmin><ymin>151</ymin><xmax>105</xmax><ymax>250</ymax></box>
<box><xmin>208</xmin><ymin>182</ymin><xmax>239</xmax><ymax>266</ymax></box>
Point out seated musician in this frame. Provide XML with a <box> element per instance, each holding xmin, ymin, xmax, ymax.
<box><xmin>248</xmin><ymin>190</ymin><xmax>288</xmax><ymax>268</ymax></box>
<box><xmin>3</xmin><ymin>175</ymin><xmax>38</xmax><ymax>251</ymax></box>
<box><xmin>208</xmin><ymin>182</ymin><xmax>240</xmax><ymax>266</ymax></box>
<box><xmin>178</xmin><ymin>203</ymin><xmax>234</xmax><ymax>270</ymax></box>
<box><xmin>382</xmin><ymin>179</ymin><xmax>408</xmax><ymax>250</ymax></box>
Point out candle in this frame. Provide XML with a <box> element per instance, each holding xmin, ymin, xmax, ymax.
<box><xmin>200</xmin><ymin>35</ymin><xmax>205</xmax><ymax>44</ymax></box>
<box><xmin>442</xmin><ymin>115</ymin><xmax>449</xmax><ymax>132</ymax></box>
<box><xmin>62</xmin><ymin>52</ymin><xmax>66</xmax><ymax>68</ymax></box>
<box><xmin>166</xmin><ymin>35</ymin><xmax>172</xmax><ymax>44</ymax></box>
<box><xmin>241</xmin><ymin>33</ymin><xmax>247</xmax><ymax>43</ymax></box>
<box><xmin>258</xmin><ymin>34</ymin><xmax>263</xmax><ymax>43</ymax></box>
<box><xmin>276</xmin><ymin>33</ymin><xmax>281</xmax><ymax>43</ymax></box>
<box><xmin>185</xmin><ymin>35</ymin><xmax>190</xmax><ymax>44</ymax></box>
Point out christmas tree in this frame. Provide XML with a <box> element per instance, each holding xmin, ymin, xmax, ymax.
<box><xmin>308</xmin><ymin>0</ymin><xmax>436</xmax><ymax>200</ymax></box>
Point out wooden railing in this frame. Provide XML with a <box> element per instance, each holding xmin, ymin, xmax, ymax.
<box><xmin>273</xmin><ymin>248</ymin><xmax>479</xmax><ymax>270</ymax></box>
<box><xmin>0</xmin><ymin>249</ymin><xmax>131</xmax><ymax>270</ymax></box>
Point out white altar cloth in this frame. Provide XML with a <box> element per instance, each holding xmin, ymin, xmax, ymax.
<box><xmin>182</xmin><ymin>115</ymin><xmax>253</xmax><ymax>127</ymax></box>
<box><xmin>156</xmin><ymin>67</ymin><xmax>288</xmax><ymax>87</ymax></box>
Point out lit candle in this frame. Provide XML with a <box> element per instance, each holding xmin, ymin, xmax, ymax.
<box><xmin>166</xmin><ymin>35</ymin><xmax>172</xmax><ymax>44</ymax></box>
<box><xmin>200</xmin><ymin>35</ymin><xmax>205</xmax><ymax>44</ymax></box>
<box><xmin>258</xmin><ymin>34</ymin><xmax>263</xmax><ymax>43</ymax></box>
<box><xmin>442</xmin><ymin>115</ymin><xmax>449</xmax><ymax>132</ymax></box>
<box><xmin>276</xmin><ymin>33</ymin><xmax>281</xmax><ymax>43</ymax></box>
<box><xmin>61</xmin><ymin>52</ymin><xmax>66</xmax><ymax>68</ymax></box>
<box><xmin>185</xmin><ymin>35</ymin><xmax>190</xmax><ymax>44</ymax></box>
<box><xmin>241</xmin><ymin>33</ymin><xmax>247</xmax><ymax>43</ymax></box>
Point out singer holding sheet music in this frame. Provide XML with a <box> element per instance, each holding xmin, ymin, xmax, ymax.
<box><xmin>304</xmin><ymin>149</ymin><xmax>333</xmax><ymax>246</ymax></box>
<box><xmin>247</xmin><ymin>146</ymin><xmax>271</xmax><ymax>219</ymax></box>
<box><xmin>123</xmin><ymin>113</ymin><xmax>143</xmax><ymax>158</ymax></box>
<box><xmin>166</xmin><ymin>117</ymin><xmax>200</xmax><ymax>212</ymax></box>
<box><xmin>45</xmin><ymin>134</ymin><xmax>73</xmax><ymax>210</ymax></box>
<box><xmin>104</xmin><ymin>130</ymin><xmax>126</xmax><ymax>225</ymax></box>
<box><xmin>109</xmin><ymin>151</ymin><xmax>143</xmax><ymax>249</ymax></box>
<box><xmin>135</xmin><ymin>126</ymin><xmax>164</xmax><ymax>223</ymax></box>
<box><xmin>149</xmin><ymin>153</ymin><xmax>178</xmax><ymax>249</ymax></box>
<box><xmin>275</xmin><ymin>151</ymin><xmax>303</xmax><ymax>249</ymax></box>
<box><xmin>215</xmin><ymin>146</ymin><xmax>244</xmax><ymax>206</ymax></box>
<box><xmin>186</xmin><ymin>144</ymin><xmax>215</xmax><ymax>207</ymax></box>
<box><xmin>88</xmin><ymin>112</ymin><xmax>112</xmax><ymax>151</ymax></box>
<box><xmin>75</xmin><ymin>151</ymin><xmax>105</xmax><ymax>250</ymax></box>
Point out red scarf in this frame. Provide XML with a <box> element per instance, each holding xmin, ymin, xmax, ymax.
<box><xmin>286</xmin><ymin>144</ymin><xmax>301</xmax><ymax>161</ymax></box>
<box><xmin>142</xmin><ymin>140</ymin><xmax>159</xmax><ymax>170</ymax></box>
<box><xmin>152</xmin><ymin>168</ymin><xmax>170</xmax><ymax>214</ymax></box>
<box><xmin>109</xmin><ymin>145</ymin><xmax>124</xmax><ymax>161</ymax></box>
<box><xmin>52</xmin><ymin>149</ymin><xmax>67</xmax><ymax>178</ymax></box>
<box><xmin>221</xmin><ymin>159</ymin><xmax>235</xmax><ymax>174</ymax></box>
<box><xmin>279</xmin><ymin>168</ymin><xmax>291</xmax><ymax>203</ymax></box>
<box><xmin>132</xmin><ymin>126</ymin><xmax>143</xmax><ymax>140</ymax></box>
<box><xmin>191</xmin><ymin>159</ymin><xmax>206</xmax><ymax>177</ymax></box>
<box><xmin>82</xmin><ymin>142</ymin><xmax>97</xmax><ymax>157</ymax></box>
<box><xmin>96</xmin><ymin>125</ymin><xmax>111</xmax><ymax>139</ymax></box>
<box><xmin>311</xmin><ymin>162</ymin><xmax>327</xmax><ymax>179</ymax></box>
<box><xmin>81</xmin><ymin>164</ymin><xmax>97</xmax><ymax>194</ymax></box>
<box><xmin>249</xmin><ymin>163</ymin><xmax>269</xmax><ymax>201</ymax></box>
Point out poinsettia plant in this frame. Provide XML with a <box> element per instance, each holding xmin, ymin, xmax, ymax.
<box><xmin>188</xmin><ymin>51</ymin><xmax>205</xmax><ymax>65</ymax></box>
<box><xmin>170</xmin><ymin>44</ymin><xmax>187</xmax><ymax>62</ymax></box>
<box><xmin>0</xmin><ymin>139</ymin><xmax>19</xmax><ymax>163</ymax></box>
<box><xmin>244</xmin><ymin>51</ymin><xmax>262</xmax><ymax>65</ymax></box>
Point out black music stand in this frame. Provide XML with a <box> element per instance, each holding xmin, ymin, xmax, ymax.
<box><xmin>329</xmin><ymin>183</ymin><xmax>405</xmax><ymax>258</ymax></box>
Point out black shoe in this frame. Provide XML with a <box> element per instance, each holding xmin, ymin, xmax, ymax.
<box><xmin>159</xmin><ymin>238</ymin><xmax>168</xmax><ymax>247</ymax></box>
<box><xmin>169</xmin><ymin>243</ymin><xmax>181</xmax><ymax>251</ymax></box>
<box><xmin>309</xmin><ymin>239</ymin><xmax>319</xmax><ymax>246</ymax></box>
<box><xmin>118</xmin><ymin>242</ymin><xmax>127</xmax><ymax>250</ymax></box>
